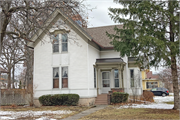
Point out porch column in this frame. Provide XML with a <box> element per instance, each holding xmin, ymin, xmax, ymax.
<box><xmin>118</xmin><ymin>64</ymin><xmax>122</xmax><ymax>88</ymax></box>
<box><xmin>121</xmin><ymin>64</ymin><xmax>125</xmax><ymax>88</ymax></box>
<box><xmin>96</xmin><ymin>67</ymin><xmax>99</xmax><ymax>95</ymax></box>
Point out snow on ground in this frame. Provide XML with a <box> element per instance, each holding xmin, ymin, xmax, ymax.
<box><xmin>118</xmin><ymin>96</ymin><xmax>174</xmax><ymax>109</ymax></box>
<box><xmin>0</xmin><ymin>110</ymin><xmax>72</xmax><ymax>120</ymax></box>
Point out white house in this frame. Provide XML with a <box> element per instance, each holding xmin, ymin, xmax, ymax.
<box><xmin>28</xmin><ymin>9</ymin><xmax>142</xmax><ymax>106</ymax></box>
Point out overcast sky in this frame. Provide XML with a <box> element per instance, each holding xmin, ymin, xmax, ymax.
<box><xmin>85</xmin><ymin>0</ymin><xmax>163</xmax><ymax>73</ymax></box>
<box><xmin>85</xmin><ymin>0</ymin><xmax>121</xmax><ymax>27</ymax></box>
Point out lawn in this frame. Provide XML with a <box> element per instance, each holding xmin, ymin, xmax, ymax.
<box><xmin>79</xmin><ymin>106</ymin><xmax>180</xmax><ymax>120</ymax></box>
<box><xmin>0</xmin><ymin>106</ymin><xmax>90</xmax><ymax>119</ymax></box>
<box><xmin>164</xmin><ymin>101</ymin><xmax>174</xmax><ymax>104</ymax></box>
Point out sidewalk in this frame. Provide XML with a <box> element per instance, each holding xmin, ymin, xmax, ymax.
<box><xmin>62</xmin><ymin>105</ymin><xmax>107</xmax><ymax>120</ymax></box>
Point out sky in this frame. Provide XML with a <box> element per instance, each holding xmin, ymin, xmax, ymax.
<box><xmin>85</xmin><ymin>0</ymin><xmax>121</xmax><ymax>27</ymax></box>
<box><xmin>85</xmin><ymin>0</ymin><xmax>162</xmax><ymax>74</ymax></box>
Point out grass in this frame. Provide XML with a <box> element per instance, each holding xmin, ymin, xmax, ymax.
<box><xmin>0</xmin><ymin>106</ymin><xmax>90</xmax><ymax>119</ymax></box>
<box><xmin>164</xmin><ymin>101</ymin><xmax>174</xmax><ymax>104</ymax></box>
<box><xmin>79</xmin><ymin>106</ymin><xmax>180</xmax><ymax>120</ymax></box>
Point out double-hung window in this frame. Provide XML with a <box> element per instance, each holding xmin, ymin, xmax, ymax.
<box><xmin>62</xmin><ymin>34</ymin><xmax>68</xmax><ymax>52</ymax></box>
<box><xmin>53</xmin><ymin>68</ymin><xmax>59</xmax><ymax>88</ymax></box>
<box><xmin>62</xmin><ymin>67</ymin><xmax>68</xmax><ymax>88</ymax></box>
<box><xmin>130</xmin><ymin>69</ymin><xmax>134</xmax><ymax>87</ymax></box>
<box><xmin>53</xmin><ymin>35</ymin><xmax>59</xmax><ymax>53</ymax></box>
<box><xmin>114</xmin><ymin>69</ymin><xmax>119</xmax><ymax>87</ymax></box>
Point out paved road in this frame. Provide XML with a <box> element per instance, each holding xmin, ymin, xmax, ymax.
<box><xmin>62</xmin><ymin>105</ymin><xmax>107</xmax><ymax>120</ymax></box>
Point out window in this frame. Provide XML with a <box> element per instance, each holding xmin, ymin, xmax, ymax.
<box><xmin>53</xmin><ymin>35</ymin><xmax>59</xmax><ymax>53</ymax></box>
<box><xmin>114</xmin><ymin>69</ymin><xmax>119</xmax><ymax>87</ymax></box>
<box><xmin>53</xmin><ymin>68</ymin><xmax>59</xmax><ymax>88</ymax></box>
<box><xmin>102</xmin><ymin>72</ymin><xmax>110</xmax><ymax>87</ymax></box>
<box><xmin>146</xmin><ymin>82</ymin><xmax>158</xmax><ymax>89</ymax></box>
<box><xmin>62</xmin><ymin>34</ymin><xmax>68</xmax><ymax>52</ymax></box>
<box><xmin>130</xmin><ymin>69</ymin><xmax>134</xmax><ymax>87</ymax></box>
<box><xmin>94</xmin><ymin>67</ymin><xmax>96</xmax><ymax>88</ymax></box>
<box><xmin>62</xmin><ymin>67</ymin><xmax>68</xmax><ymax>88</ymax></box>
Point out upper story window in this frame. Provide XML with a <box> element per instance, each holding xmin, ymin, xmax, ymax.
<box><xmin>53</xmin><ymin>35</ymin><xmax>59</xmax><ymax>53</ymax></box>
<box><xmin>62</xmin><ymin>34</ymin><xmax>68</xmax><ymax>52</ymax></box>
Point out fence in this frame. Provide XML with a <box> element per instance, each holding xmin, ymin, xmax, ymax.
<box><xmin>0</xmin><ymin>89</ymin><xmax>30</xmax><ymax>106</ymax></box>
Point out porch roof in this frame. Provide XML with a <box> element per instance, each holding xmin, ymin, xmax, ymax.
<box><xmin>96</xmin><ymin>58</ymin><xmax>125</xmax><ymax>64</ymax></box>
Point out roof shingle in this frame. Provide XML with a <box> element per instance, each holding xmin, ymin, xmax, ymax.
<box><xmin>84</xmin><ymin>25</ymin><xmax>123</xmax><ymax>47</ymax></box>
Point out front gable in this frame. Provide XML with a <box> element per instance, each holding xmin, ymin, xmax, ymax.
<box><xmin>28</xmin><ymin>9</ymin><xmax>92</xmax><ymax>49</ymax></box>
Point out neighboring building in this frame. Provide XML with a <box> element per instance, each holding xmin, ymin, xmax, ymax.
<box><xmin>28</xmin><ymin>9</ymin><xmax>143</xmax><ymax>106</ymax></box>
<box><xmin>142</xmin><ymin>69</ymin><xmax>164</xmax><ymax>90</ymax></box>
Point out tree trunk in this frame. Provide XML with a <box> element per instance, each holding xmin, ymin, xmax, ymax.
<box><xmin>171</xmin><ymin>56</ymin><xmax>179</xmax><ymax>110</ymax></box>
<box><xmin>7</xmin><ymin>68</ymin><xmax>11</xmax><ymax>89</ymax></box>
<box><xmin>12</xmin><ymin>65</ymin><xmax>15</xmax><ymax>89</ymax></box>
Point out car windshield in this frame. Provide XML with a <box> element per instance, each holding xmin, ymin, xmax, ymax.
<box><xmin>151</xmin><ymin>88</ymin><xmax>157</xmax><ymax>91</ymax></box>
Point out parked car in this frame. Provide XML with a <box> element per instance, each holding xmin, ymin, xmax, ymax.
<box><xmin>150</xmin><ymin>87</ymin><xmax>169</xmax><ymax>97</ymax></box>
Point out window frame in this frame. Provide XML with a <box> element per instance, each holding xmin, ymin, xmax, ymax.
<box><xmin>102</xmin><ymin>71</ymin><xmax>110</xmax><ymax>87</ymax></box>
<box><xmin>61</xmin><ymin>33</ymin><xmax>68</xmax><ymax>52</ymax></box>
<box><xmin>94</xmin><ymin>67</ymin><xmax>96</xmax><ymax>88</ymax></box>
<box><xmin>52</xmin><ymin>34</ymin><xmax>59</xmax><ymax>53</ymax></box>
<box><xmin>130</xmin><ymin>69</ymin><xmax>134</xmax><ymax>87</ymax></box>
<box><xmin>61</xmin><ymin>66</ymin><xmax>68</xmax><ymax>88</ymax></box>
<box><xmin>146</xmin><ymin>82</ymin><xmax>158</xmax><ymax>89</ymax></box>
<box><xmin>114</xmin><ymin>69</ymin><xmax>119</xmax><ymax>88</ymax></box>
<box><xmin>53</xmin><ymin>67</ymin><xmax>59</xmax><ymax>88</ymax></box>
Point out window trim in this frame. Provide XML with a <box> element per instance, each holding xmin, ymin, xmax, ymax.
<box><xmin>114</xmin><ymin>69</ymin><xmax>119</xmax><ymax>88</ymax></box>
<box><xmin>102</xmin><ymin>71</ymin><xmax>110</xmax><ymax>88</ymax></box>
<box><xmin>61</xmin><ymin>66</ymin><xmax>68</xmax><ymax>88</ymax></box>
<box><xmin>146</xmin><ymin>82</ymin><xmax>158</xmax><ymax>89</ymax></box>
<box><xmin>61</xmin><ymin>33</ymin><xmax>68</xmax><ymax>53</ymax></box>
<box><xmin>52</xmin><ymin>34</ymin><xmax>59</xmax><ymax>53</ymax></box>
<box><xmin>53</xmin><ymin>67</ymin><xmax>59</xmax><ymax>89</ymax></box>
<box><xmin>94</xmin><ymin>67</ymin><xmax>96</xmax><ymax>88</ymax></box>
<box><xmin>130</xmin><ymin>69</ymin><xmax>134</xmax><ymax>87</ymax></box>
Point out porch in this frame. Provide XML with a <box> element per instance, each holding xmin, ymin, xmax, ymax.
<box><xmin>94</xmin><ymin>58</ymin><xmax>126</xmax><ymax>95</ymax></box>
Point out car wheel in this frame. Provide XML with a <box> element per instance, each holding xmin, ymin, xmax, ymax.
<box><xmin>162</xmin><ymin>93</ymin><xmax>166</xmax><ymax>97</ymax></box>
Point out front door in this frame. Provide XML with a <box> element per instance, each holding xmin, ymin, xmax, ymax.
<box><xmin>102</xmin><ymin>71</ymin><xmax>111</xmax><ymax>93</ymax></box>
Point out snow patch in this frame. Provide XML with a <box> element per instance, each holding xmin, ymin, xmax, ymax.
<box><xmin>0</xmin><ymin>110</ymin><xmax>72</xmax><ymax>120</ymax></box>
<box><xmin>118</xmin><ymin>96</ymin><xmax>174</xmax><ymax>109</ymax></box>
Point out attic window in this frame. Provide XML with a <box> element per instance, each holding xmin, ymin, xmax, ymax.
<box><xmin>53</xmin><ymin>35</ymin><xmax>59</xmax><ymax>53</ymax></box>
<box><xmin>62</xmin><ymin>34</ymin><xmax>68</xmax><ymax>52</ymax></box>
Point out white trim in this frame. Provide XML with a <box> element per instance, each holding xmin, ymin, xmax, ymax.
<box><xmin>87</xmin><ymin>44</ymin><xmax>90</xmax><ymax>96</ymax></box>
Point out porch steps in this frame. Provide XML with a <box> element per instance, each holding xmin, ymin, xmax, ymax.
<box><xmin>95</xmin><ymin>94</ymin><xmax>108</xmax><ymax>105</ymax></box>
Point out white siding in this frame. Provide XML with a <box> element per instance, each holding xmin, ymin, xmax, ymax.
<box><xmin>34</xmin><ymin>18</ymin><xmax>90</xmax><ymax>98</ymax></box>
<box><xmin>100</xmin><ymin>50</ymin><xmax>120</xmax><ymax>58</ymax></box>
<box><xmin>88</xmin><ymin>45</ymin><xmax>100</xmax><ymax>97</ymax></box>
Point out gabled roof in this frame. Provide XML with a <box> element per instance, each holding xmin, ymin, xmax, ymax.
<box><xmin>84</xmin><ymin>25</ymin><xmax>123</xmax><ymax>47</ymax></box>
<box><xmin>28</xmin><ymin>8</ymin><xmax>123</xmax><ymax>50</ymax></box>
<box><xmin>28</xmin><ymin>8</ymin><xmax>92</xmax><ymax>48</ymax></box>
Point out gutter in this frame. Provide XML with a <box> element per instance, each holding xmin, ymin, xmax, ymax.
<box><xmin>92</xmin><ymin>39</ymin><xmax>114</xmax><ymax>50</ymax></box>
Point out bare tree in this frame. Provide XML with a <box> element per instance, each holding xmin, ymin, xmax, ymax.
<box><xmin>0</xmin><ymin>0</ymin><xmax>88</xmax><ymax>45</ymax></box>
<box><xmin>158</xmin><ymin>66</ymin><xmax>180</xmax><ymax>92</ymax></box>
<box><xmin>131</xmin><ymin>70</ymin><xmax>141</xmax><ymax>103</ymax></box>
<box><xmin>0</xmin><ymin>36</ymin><xmax>25</xmax><ymax>89</ymax></box>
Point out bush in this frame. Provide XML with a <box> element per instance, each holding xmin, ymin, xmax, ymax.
<box><xmin>39</xmin><ymin>95</ymin><xmax>52</xmax><ymax>106</ymax></box>
<box><xmin>39</xmin><ymin>94</ymin><xmax>79</xmax><ymax>106</ymax></box>
<box><xmin>140</xmin><ymin>90</ymin><xmax>154</xmax><ymax>102</ymax></box>
<box><xmin>111</xmin><ymin>92</ymin><xmax>129</xmax><ymax>103</ymax></box>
